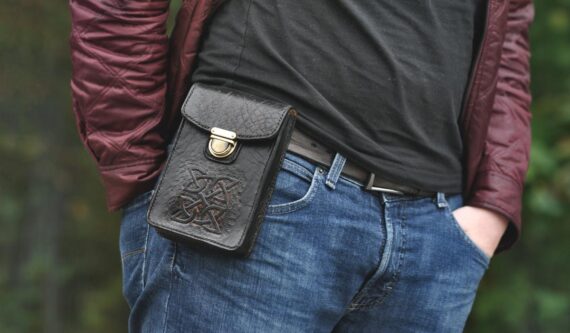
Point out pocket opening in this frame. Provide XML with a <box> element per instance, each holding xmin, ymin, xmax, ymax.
<box><xmin>443</xmin><ymin>198</ymin><xmax>492</xmax><ymax>264</ymax></box>
<box><xmin>265</xmin><ymin>161</ymin><xmax>323</xmax><ymax>215</ymax></box>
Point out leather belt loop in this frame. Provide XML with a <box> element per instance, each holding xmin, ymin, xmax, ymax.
<box><xmin>325</xmin><ymin>153</ymin><xmax>347</xmax><ymax>190</ymax></box>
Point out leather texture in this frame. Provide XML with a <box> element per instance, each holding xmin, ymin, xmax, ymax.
<box><xmin>147</xmin><ymin>83</ymin><xmax>297</xmax><ymax>256</ymax></box>
<box><xmin>182</xmin><ymin>83</ymin><xmax>293</xmax><ymax>140</ymax></box>
<box><xmin>68</xmin><ymin>0</ymin><xmax>534</xmax><ymax>254</ymax></box>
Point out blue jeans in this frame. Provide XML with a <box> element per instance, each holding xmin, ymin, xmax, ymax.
<box><xmin>119</xmin><ymin>150</ymin><xmax>491</xmax><ymax>333</ymax></box>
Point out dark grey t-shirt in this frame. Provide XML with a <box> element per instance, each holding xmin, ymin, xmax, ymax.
<box><xmin>191</xmin><ymin>0</ymin><xmax>486</xmax><ymax>193</ymax></box>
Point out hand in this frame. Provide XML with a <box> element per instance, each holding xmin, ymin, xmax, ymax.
<box><xmin>450</xmin><ymin>205</ymin><xmax>509</xmax><ymax>259</ymax></box>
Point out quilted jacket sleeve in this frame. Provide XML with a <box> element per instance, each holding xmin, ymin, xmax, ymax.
<box><xmin>69</xmin><ymin>0</ymin><xmax>171</xmax><ymax>211</ymax></box>
<box><xmin>467</xmin><ymin>0</ymin><xmax>534</xmax><ymax>253</ymax></box>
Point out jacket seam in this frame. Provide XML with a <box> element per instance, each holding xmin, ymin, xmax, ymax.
<box><xmin>99</xmin><ymin>158</ymin><xmax>161</xmax><ymax>171</ymax></box>
<box><xmin>71</xmin><ymin>29</ymin><xmax>164</xmax><ymax>112</ymax></box>
<box><xmin>475</xmin><ymin>169</ymin><xmax>522</xmax><ymax>189</ymax></box>
<box><xmin>467</xmin><ymin>197</ymin><xmax>516</xmax><ymax>224</ymax></box>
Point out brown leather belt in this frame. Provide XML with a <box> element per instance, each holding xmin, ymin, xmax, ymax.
<box><xmin>286</xmin><ymin>126</ymin><xmax>437</xmax><ymax>196</ymax></box>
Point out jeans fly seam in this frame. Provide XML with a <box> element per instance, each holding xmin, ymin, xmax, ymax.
<box><xmin>376</xmin><ymin>204</ymin><xmax>394</xmax><ymax>277</ymax></box>
<box><xmin>348</xmin><ymin>205</ymin><xmax>406</xmax><ymax>311</ymax></box>
<box><xmin>380</xmin><ymin>213</ymin><xmax>407</xmax><ymax>305</ymax></box>
<box><xmin>347</xmin><ymin>202</ymin><xmax>395</xmax><ymax>311</ymax></box>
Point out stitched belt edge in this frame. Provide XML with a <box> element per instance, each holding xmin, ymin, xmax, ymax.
<box><xmin>286</xmin><ymin>126</ymin><xmax>437</xmax><ymax>197</ymax></box>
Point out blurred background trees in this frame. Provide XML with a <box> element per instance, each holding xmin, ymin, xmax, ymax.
<box><xmin>0</xmin><ymin>0</ymin><xmax>568</xmax><ymax>332</ymax></box>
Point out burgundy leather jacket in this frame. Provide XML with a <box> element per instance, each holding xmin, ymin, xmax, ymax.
<box><xmin>69</xmin><ymin>0</ymin><xmax>534</xmax><ymax>254</ymax></box>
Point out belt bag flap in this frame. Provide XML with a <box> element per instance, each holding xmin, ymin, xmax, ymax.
<box><xmin>182</xmin><ymin>83</ymin><xmax>293</xmax><ymax>140</ymax></box>
<box><xmin>147</xmin><ymin>83</ymin><xmax>297</xmax><ymax>257</ymax></box>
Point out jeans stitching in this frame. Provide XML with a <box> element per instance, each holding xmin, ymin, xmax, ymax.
<box><xmin>281</xmin><ymin>158</ymin><xmax>314</xmax><ymax>182</ymax></box>
<box><xmin>285</xmin><ymin>151</ymin><xmax>382</xmax><ymax>192</ymax></box>
<box><xmin>348</xmin><ymin>202</ymin><xmax>405</xmax><ymax>311</ymax></box>
<box><xmin>284</xmin><ymin>151</ymin><xmax>318</xmax><ymax>174</ymax></box>
<box><xmin>121</xmin><ymin>248</ymin><xmax>145</xmax><ymax>261</ymax></box>
<box><xmin>161</xmin><ymin>244</ymin><xmax>176</xmax><ymax>333</ymax></box>
<box><xmin>266</xmin><ymin>169</ymin><xmax>323</xmax><ymax>215</ymax></box>
<box><xmin>141</xmin><ymin>218</ymin><xmax>151</xmax><ymax>289</ymax></box>
<box><xmin>445</xmin><ymin>205</ymin><xmax>491</xmax><ymax>265</ymax></box>
<box><xmin>350</xmin><ymin>215</ymin><xmax>406</xmax><ymax>311</ymax></box>
<box><xmin>325</xmin><ymin>153</ymin><xmax>347</xmax><ymax>189</ymax></box>
<box><xmin>439</xmin><ymin>193</ymin><xmax>491</xmax><ymax>264</ymax></box>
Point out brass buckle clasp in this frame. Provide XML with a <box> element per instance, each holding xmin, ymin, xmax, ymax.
<box><xmin>208</xmin><ymin>127</ymin><xmax>237</xmax><ymax>158</ymax></box>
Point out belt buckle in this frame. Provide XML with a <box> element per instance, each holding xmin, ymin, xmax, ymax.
<box><xmin>364</xmin><ymin>172</ymin><xmax>406</xmax><ymax>195</ymax></box>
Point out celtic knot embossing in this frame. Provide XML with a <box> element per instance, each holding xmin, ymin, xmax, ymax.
<box><xmin>168</xmin><ymin>167</ymin><xmax>241</xmax><ymax>234</ymax></box>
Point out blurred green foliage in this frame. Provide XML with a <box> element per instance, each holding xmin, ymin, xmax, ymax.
<box><xmin>0</xmin><ymin>0</ymin><xmax>568</xmax><ymax>332</ymax></box>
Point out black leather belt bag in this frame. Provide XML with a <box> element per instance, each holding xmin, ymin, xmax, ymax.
<box><xmin>147</xmin><ymin>83</ymin><xmax>297</xmax><ymax>257</ymax></box>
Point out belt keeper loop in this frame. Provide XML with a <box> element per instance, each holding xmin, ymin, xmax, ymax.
<box><xmin>325</xmin><ymin>152</ymin><xmax>347</xmax><ymax>190</ymax></box>
<box><xmin>364</xmin><ymin>172</ymin><xmax>376</xmax><ymax>191</ymax></box>
<box><xmin>436</xmin><ymin>192</ymin><xmax>448</xmax><ymax>208</ymax></box>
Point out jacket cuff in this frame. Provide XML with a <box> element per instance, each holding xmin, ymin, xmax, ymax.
<box><xmin>465</xmin><ymin>170</ymin><xmax>523</xmax><ymax>254</ymax></box>
<box><xmin>99</xmin><ymin>158</ymin><xmax>165</xmax><ymax>212</ymax></box>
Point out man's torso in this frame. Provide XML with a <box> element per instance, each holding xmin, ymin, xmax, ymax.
<box><xmin>191</xmin><ymin>0</ymin><xmax>486</xmax><ymax>193</ymax></box>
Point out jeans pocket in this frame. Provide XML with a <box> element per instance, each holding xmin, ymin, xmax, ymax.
<box><xmin>443</xmin><ymin>194</ymin><xmax>491</xmax><ymax>265</ymax></box>
<box><xmin>122</xmin><ymin>189</ymin><xmax>155</xmax><ymax>214</ymax></box>
<box><xmin>265</xmin><ymin>151</ymin><xmax>324</xmax><ymax>215</ymax></box>
<box><xmin>119</xmin><ymin>191</ymin><xmax>152</xmax><ymax>308</ymax></box>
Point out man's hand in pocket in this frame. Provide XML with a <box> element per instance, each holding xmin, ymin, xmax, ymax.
<box><xmin>451</xmin><ymin>206</ymin><xmax>510</xmax><ymax>259</ymax></box>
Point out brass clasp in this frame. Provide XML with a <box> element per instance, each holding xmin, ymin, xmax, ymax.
<box><xmin>208</xmin><ymin>127</ymin><xmax>237</xmax><ymax>158</ymax></box>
